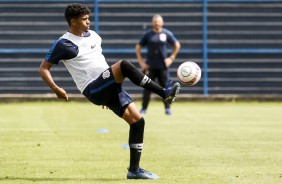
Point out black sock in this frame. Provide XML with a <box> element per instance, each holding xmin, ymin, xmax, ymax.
<box><xmin>128</xmin><ymin>118</ymin><xmax>145</xmax><ymax>171</ymax></box>
<box><xmin>120</xmin><ymin>60</ymin><xmax>165</xmax><ymax>98</ymax></box>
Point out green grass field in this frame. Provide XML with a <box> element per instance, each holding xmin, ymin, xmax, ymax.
<box><xmin>0</xmin><ymin>101</ymin><xmax>281</xmax><ymax>184</ymax></box>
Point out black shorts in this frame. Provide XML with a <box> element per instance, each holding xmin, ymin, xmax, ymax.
<box><xmin>82</xmin><ymin>68</ymin><xmax>133</xmax><ymax>117</ymax></box>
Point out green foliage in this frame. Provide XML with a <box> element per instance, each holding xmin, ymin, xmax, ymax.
<box><xmin>0</xmin><ymin>101</ymin><xmax>281</xmax><ymax>184</ymax></box>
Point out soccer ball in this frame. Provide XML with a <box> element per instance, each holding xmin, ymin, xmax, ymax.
<box><xmin>177</xmin><ymin>61</ymin><xmax>201</xmax><ymax>86</ymax></box>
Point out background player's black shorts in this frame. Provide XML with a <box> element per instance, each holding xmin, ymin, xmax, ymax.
<box><xmin>82</xmin><ymin>68</ymin><xmax>133</xmax><ymax>117</ymax></box>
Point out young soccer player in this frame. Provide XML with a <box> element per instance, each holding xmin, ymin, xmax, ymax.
<box><xmin>39</xmin><ymin>3</ymin><xmax>180</xmax><ymax>180</ymax></box>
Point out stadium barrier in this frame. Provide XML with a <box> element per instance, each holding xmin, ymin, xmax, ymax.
<box><xmin>0</xmin><ymin>0</ymin><xmax>282</xmax><ymax>101</ymax></box>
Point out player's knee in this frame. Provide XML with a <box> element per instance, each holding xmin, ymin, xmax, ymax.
<box><xmin>120</xmin><ymin>59</ymin><xmax>130</xmax><ymax>65</ymax></box>
<box><xmin>138</xmin><ymin>117</ymin><xmax>145</xmax><ymax>126</ymax></box>
<box><xmin>131</xmin><ymin>117</ymin><xmax>145</xmax><ymax>128</ymax></box>
<box><xmin>120</xmin><ymin>60</ymin><xmax>133</xmax><ymax>76</ymax></box>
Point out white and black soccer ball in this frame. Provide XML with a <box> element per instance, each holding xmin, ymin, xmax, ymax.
<box><xmin>177</xmin><ymin>61</ymin><xmax>201</xmax><ymax>86</ymax></box>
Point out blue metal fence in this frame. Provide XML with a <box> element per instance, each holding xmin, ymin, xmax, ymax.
<box><xmin>0</xmin><ymin>0</ymin><xmax>282</xmax><ymax>95</ymax></box>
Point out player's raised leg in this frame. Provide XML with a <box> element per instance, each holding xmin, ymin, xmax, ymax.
<box><xmin>111</xmin><ymin>60</ymin><xmax>181</xmax><ymax>104</ymax></box>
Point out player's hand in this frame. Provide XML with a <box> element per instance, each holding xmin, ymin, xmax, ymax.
<box><xmin>53</xmin><ymin>87</ymin><xmax>69</xmax><ymax>101</ymax></box>
<box><xmin>140</xmin><ymin>62</ymin><xmax>149</xmax><ymax>71</ymax></box>
<box><xmin>164</xmin><ymin>57</ymin><xmax>174</xmax><ymax>68</ymax></box>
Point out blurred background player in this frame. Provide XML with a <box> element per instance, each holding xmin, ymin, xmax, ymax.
<box><xmin>136</xmin><ymin>14</ymin><xmax>181</xmax><ymax>115</ymax></box>
<box><xmin>39</xmin><ymin>3</ymin><xmax>180</xmax><ymax>180</ymax></box>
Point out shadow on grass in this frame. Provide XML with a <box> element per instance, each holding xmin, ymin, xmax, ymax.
<box><xmin>0</xmin><ymin>176</ymin><xmax>125</xmax><ymax>182</ymax></box>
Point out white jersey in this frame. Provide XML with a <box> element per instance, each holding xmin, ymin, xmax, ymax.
<box><xmin>45</xmin><ymin>30</ymin><xmax>109</xmax><ymax>92</ymax></box>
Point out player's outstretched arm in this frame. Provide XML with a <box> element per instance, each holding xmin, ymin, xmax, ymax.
<box><xmin>39</xmin><ymin>60</ymin><xmax>69</xmax><ymax>101</ymax></box>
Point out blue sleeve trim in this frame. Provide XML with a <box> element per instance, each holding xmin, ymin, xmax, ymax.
<box><xmin>44</xmin><ymin>38</ymin><xmax>62</xmax><ymax>64</ymax></box>
<box><xmin>44</xmin><ymin>38</ymin><xmax>78</xmax><ymax>64</ymax></box>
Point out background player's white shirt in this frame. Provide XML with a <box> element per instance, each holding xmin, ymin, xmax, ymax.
<box><xmin>45</xmin><ymin>30</ymin><xmax>109</xmax><ymax>93</ymax></box>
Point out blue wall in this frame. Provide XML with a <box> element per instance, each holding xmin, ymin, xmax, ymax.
<box><xmin>0</xmin><ymin>0</ymin><xmax>282</xmax><ymax>95</ymax></box>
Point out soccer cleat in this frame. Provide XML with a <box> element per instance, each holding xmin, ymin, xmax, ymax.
<box><xmin>163</xmin><ymin>81</ymin><xmax>181</xmax><ymax>105</ymax></box>
<box><xmin>165</xmin><ymin>107</ymin><xmax>172</xmax><ymax>115</ymax></box>
<box><xmin>140</xmin><ymin>108</ymin><xmax>146</xmax><ymax>115</ymax></box>
<box><xmin>127</xmin><ymin>168</ymin><xmax>160</xmax><ymax>180</ymax></box>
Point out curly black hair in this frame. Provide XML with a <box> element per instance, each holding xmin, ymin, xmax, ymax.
<box><xmin>64</xmin><ymin>3</ymin><xmax>90</xmax><ymax>26</ymax></box>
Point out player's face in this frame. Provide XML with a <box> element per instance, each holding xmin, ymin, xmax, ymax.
<box><xmin>152</xmin><ymin>17</ymin><xmax>163</xmax><ymax>32</ymax></box>
<box><xmin>72</xmin><ymin>14</ymin><xmax>90</xmax><ymax>33</ymax></box>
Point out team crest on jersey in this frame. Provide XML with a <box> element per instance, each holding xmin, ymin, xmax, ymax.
<box><xmin>159</xmin><ymin>33</ymin><xmax>167</xmax><ymax>42</ymax></box>
<box><xmin>102</xmin><ymin>70</ymin><xmax>110</xmax><ymax>79</ymax></box>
